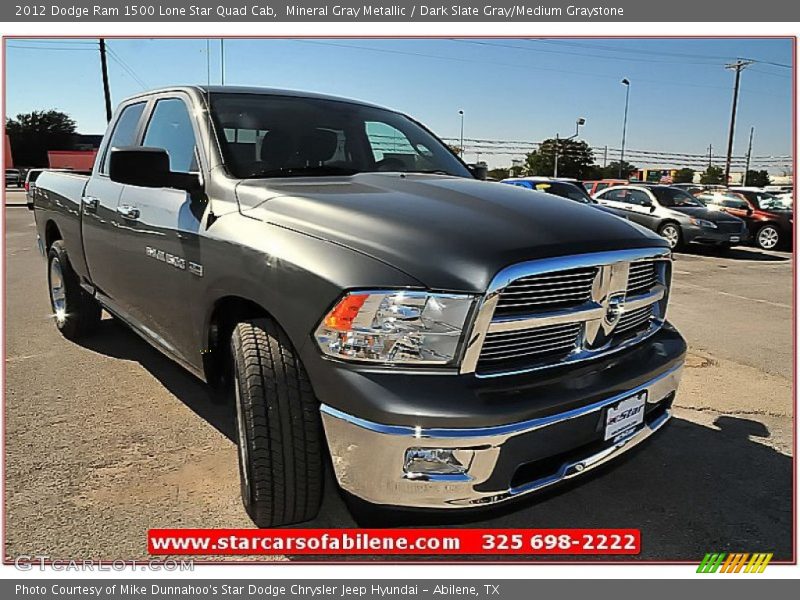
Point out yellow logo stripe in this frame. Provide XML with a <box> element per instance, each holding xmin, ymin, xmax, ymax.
<box><xmin>744</xmin><ymin>554</ymin><xmax>761</xmax><ymax>573</ymax></box>
<box><xmin>757</xmin><ymin>553</ymin><xmax>773</xmax><ymax>573</ymax></box>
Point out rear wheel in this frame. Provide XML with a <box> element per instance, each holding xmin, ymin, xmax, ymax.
<box><xmin>230</xmin><ymin>318</ymin><xmax>324</xmax><ymax>527</ymax></box>
<box><xmin>47</xmin><ymin>241</ymin><xmax>101</xmax><ymax>340</ymax></box>
<box><xmin>658</xmin><ymin>223</ymin><xmax>683</xmax><ymax>251</ymax></box>
<box><xmin>755</xmin><ymin>224</ymin><xmax>780</xmax><ymax>250</ymax></box>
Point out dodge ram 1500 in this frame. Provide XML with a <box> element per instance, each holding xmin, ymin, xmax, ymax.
<box><xmin>34</xmin><ymin>86</ymin><xmax>686</xmax><ymax>526</ymax></box>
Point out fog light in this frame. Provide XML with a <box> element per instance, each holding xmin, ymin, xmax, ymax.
<box><xmin>403</xmin><ymin>448</ymin><xmax>473</xmax><ymax>478</ymax></box>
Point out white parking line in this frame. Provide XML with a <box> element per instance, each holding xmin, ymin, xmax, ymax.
<box><xmin>673</xmin><ymin>280</ymin><xmax>792</xmax><ymax>309</ymax></box>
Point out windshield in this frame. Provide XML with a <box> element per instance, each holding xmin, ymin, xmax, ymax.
<box><xmin>652</xmin><ymin>187</ymin><xmax>704</xmax><ymax>207</ymax></box>
<box><xmin>210</xmin><ymin>93</ymin><xmax>471</xmax><ymax>179</ymax></box>
<box><xmin>532</xmin><ymin>181</ymin><xmax>594</xmax><ymax>203</ymax></box>
<box><xmin>745</xmin><ymin>191</ymin><xmax>787</xmax><ymax>211</ymax></box>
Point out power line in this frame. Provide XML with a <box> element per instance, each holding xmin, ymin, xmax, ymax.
<box><xmin>291</xmin><ymin>39</ymin><xmax>786</xmax><ymax>94</ymax></box>
<box><xmin>450</xmin><ymin>39</ymin><xmax>729</xmax><ymax>67</ymax></box>
<box><xmin>105</xmin><ymin>45</ymin><xmax>149</xmax><ymax>90</ymax></box>
<box><xmin>6</xmin><ymin>44</ymin><xmax>96</xmax><ymax>51</ymax></box>
<box><xmin>11</xmin><ymin>39</ymin><xmax>96</xmax><ymax>45</ymax></box>
<box><xmin>528</xmin><ymin>39</ymin><xmax>792</xmax><ymax>69</ymax></box>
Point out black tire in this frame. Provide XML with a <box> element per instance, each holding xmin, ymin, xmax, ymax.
<box><xmin>755</xmin><ymin>224</ymin><xmax>781</xmax><ymax>251</ymax></box>
<box><xmin>230</xmin><ymin>318</ymin><xmax>323</xmax><ymax>527</ymax></box>
<box><xmin>658</xmin><ymin>222</ymin><xmax>684</xmax><ymax>251</ymax></box>
<box><xmin>47</xmin><ymin>240</ymin><xmax>101</xmax><ymax>340</ymax></box>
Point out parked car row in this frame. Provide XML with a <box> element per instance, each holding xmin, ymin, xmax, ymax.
<box><xmin>500</xmin><ymin>177</ymin><xmax>793</xmax><ymax>252</ymax></box>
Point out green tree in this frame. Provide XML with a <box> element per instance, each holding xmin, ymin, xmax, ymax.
<box><xmin>744</xmin><ymin>169</ymin><xmax>771</xmax><ymax>187</ymax></box>
<box><xmin>700</xmin><ymin>165</ymin><xmax>726</xmax><ymax>185</ymax></box>
<box><xmin>6</xmin><ymin>110</ymin><xmax>77</xmax><ymax>167</ymax></box>
<box><xmin>487</xmin><ymin>167</ymin><xmax>510</xmax><ymax>180</ymax></box>
<box><xmin>673</xmin><ymin>168</ymin><xmax>695</xmax><ymax>184</ymax></box>
<box><xmin>523</xmin><ymin>138</ymin><xmax>596</xmax><ymax>179</ymax></box>
<box><xmin>601</xmin><ymin>160</ymin><xmax>638</xmax><ymax>179</ymax></box>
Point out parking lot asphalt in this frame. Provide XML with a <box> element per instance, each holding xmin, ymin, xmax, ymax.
<box><xmin>3</xmin><ymin>204</ymin><xmax>794</xmax><ymax>562</ymax></box>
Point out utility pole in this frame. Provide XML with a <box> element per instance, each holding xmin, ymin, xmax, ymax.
<box><xmin>603</xmin><ymin>145</ymin><xmax>608</xmax><ymax>168</ymax></box>
<box><xmin>220</xmin><ymin>39</ymin><xmax>225</xmax><ymax>84</ymax></box>
<box><xmin>724</xmin><ymin>60</ymin><xmax>752</xmax><ymax>186</ymax></box>
<box><xmin>743</xmin><ymin>126</ymin><xmax>754</xmax><ymax>186</ymax></box>
<box><xmin>99</xmin><ymin>38</ymin><xmax>112</xmax><ymax>123</ymax></box>
<box><xmin>707</xmin><ymin>144</ymin><xmax>712</xmax><ymax>168</ymax></box>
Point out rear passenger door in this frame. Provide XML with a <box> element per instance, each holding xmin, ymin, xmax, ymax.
<box><xmin>112</xmin><ymin>94</ymin><xmax>207</xmax><ymax>362</ymax></box>
<box><xmin>597</xmin><ymin>188</ymin><xmax>657</xmax><ymax>230</ymax></box>
<box><xmin>81</xmin><ymin>100</ymin><xmax>147</xmax><ymax>303</ymax></box>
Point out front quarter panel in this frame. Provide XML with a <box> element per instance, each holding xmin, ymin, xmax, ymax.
<box><xmin>197</xmin><ymin>212</ymin><xmax>425</xmax><ymax>363</ymax></box>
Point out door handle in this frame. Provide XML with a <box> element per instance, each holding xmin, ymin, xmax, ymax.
<box><xmin>116</xmin><ymin>205</ymin><xmax>140</xmax><ymax>220</ymax></box>
<box><xmin>81</xmin><ymin>196</ymin><xmax>99</xmax><ymax>212</ymax></box>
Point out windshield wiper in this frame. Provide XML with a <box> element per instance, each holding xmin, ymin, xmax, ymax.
<box><xmin>250</xmin><ymin>165</ymin><xmax>360</xmax><ymax>178</ymax></box>
<box><xmin>401</xmin><ymin>169</ymin><xmax>455</xmax><ymax>176</ymax></box>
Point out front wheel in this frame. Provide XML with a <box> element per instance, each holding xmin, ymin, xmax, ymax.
<box><xmin>658</xmin><ymin>223</ymin><xmax>683</xmax><ymax>251</ymax></box>
<box><xmin>230</xmin><ymin>318</ymin><xmax>324</xmax><ymax>527</ymax></box>
<box><xmin>755</xmin><ymin>224</ymin><xmax>781</xmax><ymax>250</ymax></box>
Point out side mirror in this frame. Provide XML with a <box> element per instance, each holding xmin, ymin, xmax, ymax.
<box><xmin>649</xmin><ymin>204</ymin><xmax>657</xmax><ymax>212</ymax></box>
<box><xmin>467</xmin><ymin>163</ymin><xmax>488</xmax><ymax>180</ymax></box>
<box><xmin>109</xmin><ymin>147</ymin><xmax>200</xmax><ymax>193</ymax></box>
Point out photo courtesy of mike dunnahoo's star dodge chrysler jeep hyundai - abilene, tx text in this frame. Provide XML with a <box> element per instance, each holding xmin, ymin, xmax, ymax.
<box><xmin>32</xmin><ymin>86</ymin><xmax>686</xmax><ymax>527</ymax></box>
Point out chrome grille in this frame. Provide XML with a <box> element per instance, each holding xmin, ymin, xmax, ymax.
<box><xmin>626</xmin><ymin>261</ymin><xmax>657</xmax><ymax>296</ymax></box>
<box><xmin>494</xmin><ymin>267</ymin><xmax>597</xmax><ymax>315</ymax></box>
<box><xmin>465</xmin><ymin>248</ymin><xmax>672</xmax><ymax>377</ymax></box>
<box><xmin>615</xmin><ymin>304</ymin><xmax>654</xmax><ymax>336</ymax></box>
<box><xmin>477</xmin><ymin>323</ymin><xmax>582</xmax><ymax>372</ymax></box>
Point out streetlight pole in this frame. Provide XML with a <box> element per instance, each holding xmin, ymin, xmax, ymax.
<box><xmin>554</xmin><ymin>118</ymin><xmax>585</xmax><ymax>178</ymax></box>
<box><xmin>619</xmin><ymin>78</ymin><xmax>630</xmax><ymax>178</ymax></box>
<box><xmin>458</xmin><ymin>110</ymin><xmax>464</xmax><ymax>158</ymax></box>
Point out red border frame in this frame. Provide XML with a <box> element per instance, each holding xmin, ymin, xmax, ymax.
<box><xmin>1</xmin><ymin>34</ymin><xmax>796</xmax><ymax>567</ymax></box>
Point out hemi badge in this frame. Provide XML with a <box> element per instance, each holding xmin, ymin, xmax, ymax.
<box><xmin>188</xmin><ymin>262</ymin><xmax>204</xmax><ymax>277</ymax></box>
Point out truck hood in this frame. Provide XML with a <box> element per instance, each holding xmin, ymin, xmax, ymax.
<box><xmin>236</xmin><ymin>173</ymin><xmax>667</xmax><ymax>292</ymax></box>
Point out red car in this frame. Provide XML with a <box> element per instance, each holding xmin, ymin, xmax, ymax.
<box><xmin>694</xmin><ymin>188</ymin><xmax>793</xmax><ymax>250</ymax></box>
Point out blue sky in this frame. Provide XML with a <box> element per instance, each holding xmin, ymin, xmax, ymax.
<box><xmin>4</xmin><ymin>38</ymin><xmax>794</xmax><ymax>171</ymax></box>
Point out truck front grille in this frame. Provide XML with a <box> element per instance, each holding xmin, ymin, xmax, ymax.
<box><xmin>477</xmin><ymin>323</ymin><xmax>582</xmax><ymax>372</ymax></box>
<box><xmin>494</xmin><ymin>267</ymin><xmax>598</xmax><ymax>316</ymax></box>
<box><xmin>615</xmin><ymin>304</ymin><xmax>654</xmax><ymax>337</ymax></box>
<box><xmin>626</xmin><ymin>261</ymin><xmax>657</xmax><ymax>296</ymax></box>
<box><xmin>466</xmin><ymin>249</ymin><xmax>672</xmax><ymax>377</ymax></box>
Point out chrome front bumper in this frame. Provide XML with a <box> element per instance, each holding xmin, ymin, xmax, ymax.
<box><xmin>320</xmin><ymin>363</ymin><xmax>682</xmax><ymax>509</ymax></box>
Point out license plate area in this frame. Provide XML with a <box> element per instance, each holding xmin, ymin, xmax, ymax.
<box><xmin>604</xmin><ymin>390</ymin><xmax>647</xmax><ymax>441</ymax></box>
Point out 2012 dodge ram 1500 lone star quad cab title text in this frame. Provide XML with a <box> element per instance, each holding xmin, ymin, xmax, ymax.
<box><xmin>34</xmin><ymin>87</ymin><xmax>686</xmax><ymax>527</ymax></box>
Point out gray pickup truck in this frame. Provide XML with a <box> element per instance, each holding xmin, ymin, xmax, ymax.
<box><xmin>34</xmin><ymin>86</ymin><xmax>686</xmax><ymax>527</ymax></box>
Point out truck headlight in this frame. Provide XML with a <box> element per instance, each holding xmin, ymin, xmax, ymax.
<box><xmin>314</xmin><ymin>291</ymin><xmax>475</xmax><ymax>365</ymax></box>
<box><xmin>689</xmin><ymin>217</ymin><xmax>717</xmax><ymax>229</ymax></box>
